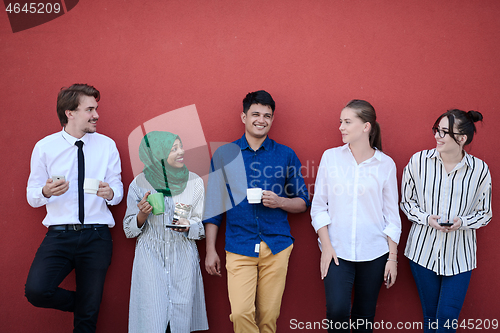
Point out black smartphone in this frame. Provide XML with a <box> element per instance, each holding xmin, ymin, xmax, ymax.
<box><xmin>165</xmin><ymin>224</ymin><xmax>187</xmax><ymax>229</ymax></box>
<box><xmin>439</xmin><ymin>222</ymin><xmax>453</xmax><ymax>227</ymax></box>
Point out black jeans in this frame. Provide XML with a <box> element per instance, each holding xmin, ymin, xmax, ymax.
<box><xmin>25</xmin><ymin>226</ymin><xmax>112</xmax><ymax>333</ymax></box>
<box><xmin>323</xmin><ymin>254</ymin><xmax>387</xmax><ymax>333</ymax></box>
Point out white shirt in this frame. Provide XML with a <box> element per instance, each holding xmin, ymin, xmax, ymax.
<box><xmin>27</xmin><ymin>129</ymin><xmax>123</xmax><ymax>227</ymax></box>
<box><xmin>311</xmin><ymin>144</ymin><xmax>401</xmax><ymax>262</ymax></box>
<box><xmin>401</xmin><ymin>149</ymin><xmax>492</xmax><ymax>275</ymax></box>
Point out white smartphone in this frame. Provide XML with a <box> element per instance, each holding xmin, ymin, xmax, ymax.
<box><xmin>52</xmin><ymin>175</ymin><xmax>66</xmax><ymax>182</ymax></box>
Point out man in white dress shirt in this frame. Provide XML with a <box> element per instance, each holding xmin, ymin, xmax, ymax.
<box><xmin>25</xmin><ymin>84</ymin><xmax>123</xmax><ymax>333</ymax></box>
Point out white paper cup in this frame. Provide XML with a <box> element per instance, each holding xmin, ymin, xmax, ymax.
<box><xmin>83</xmin><ymin>178</ymin><xmax>100</xmax><ymax>195</ymax></box>
<box><xmin>247</xmin><ymin>188</ymin><xmax>264</xmax><ymax>204</ymax></box>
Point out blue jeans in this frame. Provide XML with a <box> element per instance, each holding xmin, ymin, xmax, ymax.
<box><xmin>409</xmin><ymin>260</ymin><xmax>471</xmax><ymax>333</ymax></box>
<box><xmin>323</xmin><ymin>254</ymin><xmax>387</xmax><ymax>333</ymax></box>
<box><xmin>25</xmin><ymin>226</ymin><xmax>113</xmax><ymax>333</ymax></box>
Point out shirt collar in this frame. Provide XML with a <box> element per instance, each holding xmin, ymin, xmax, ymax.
<box><xmin>463</xmin><ymin>151</ymin><xmax>474</xmax><ymax>168</ymax></box>
<box><xmin>341</xmin><ymin>143</ymin><xmax>382</xmax><ymax>162</ymax></box>
<box><xmin>426</xmin><ymin>149</ymin><xmax>439</xmax><ymax>159</ymax></box>
<box><xmin>237</xmin><ymin>134</ymin><xmax>272</xmax><ymax>151</ymax></box>
<box><xmin>427</xmin><ymin>148</ymin><xmax>473</xmax><ymax>168</ymax></box>
<box><xmin>61</xmin><ymin>128</ymin><xmax>88</xmax><ymax>146</ymax></box>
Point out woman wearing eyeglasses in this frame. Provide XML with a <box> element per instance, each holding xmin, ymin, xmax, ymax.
<box><xmin>401</xmin><ymin>109</ymin><xmax>492</xmax><ymax>332</ymax></box>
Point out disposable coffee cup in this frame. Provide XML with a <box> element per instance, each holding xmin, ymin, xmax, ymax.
<box><xmin>247</xmin><ymin>188</ymin><xmax>264</xmax><ymax>204</ymax></box>
<box><xmin>83</xmin><ymin>178</ymin><xmax>100</xmax><ymax>195</ymax></box>
<box><xmin>173</xmin><ymin>202</ymin><xmax>192</xmax><ymax>223</ymax></box>
<box><xmin>147</xmin><ymin>192</ymin><xmax>165</xmax><ymax>215</ymax></box>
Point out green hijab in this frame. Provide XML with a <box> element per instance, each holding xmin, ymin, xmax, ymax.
<box><xmin>139</xmin><ymin>131</ymin><xmax>189</xmax><ymax>197</ymax></box>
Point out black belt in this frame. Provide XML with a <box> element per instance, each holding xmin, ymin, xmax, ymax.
<box><xmin>48</xmin><ymin>224</ymin><xmax>108</xmax><ymax>231</ymax></box>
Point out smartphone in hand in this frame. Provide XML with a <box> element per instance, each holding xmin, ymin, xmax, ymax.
<box><xmin>165</xmin><ymin>224</ymin><xmax>187</xmax><ymax>229</ymax></box>
<box><xmin>52</xmin><ymin>175</ymin><xmax>66</xmax><ymax>182</ymax></box>
<box><xmin>439</xmin><ymin>221</ymin><xmax>453</xmax><ymax>227</ymax></box>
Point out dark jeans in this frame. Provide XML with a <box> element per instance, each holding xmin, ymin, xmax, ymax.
<box><xmin>323</xmin><ymin>254</ymin><xmax>387</xmax><ymax>333</ymax></box>
<box><xmin>25</xmin><ymin>226</ymin><xmax>113</xmax><ymax>333</ymax></box>
<box><xmin>409</xmin><ymin>260</ymin><xmax>471</xmax><ymax>333</ymax></box>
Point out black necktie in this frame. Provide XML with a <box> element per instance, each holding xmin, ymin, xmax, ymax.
<box><xmin>75</xmin><ymin>140</ymin><xmax>85</xmax><ymax>224</ymax></box>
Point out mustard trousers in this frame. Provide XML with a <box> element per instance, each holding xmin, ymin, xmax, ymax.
<box><xmin>226</xmin><ymin>242</ymin><xmax>293</xmax><ymax>333</ymax></box>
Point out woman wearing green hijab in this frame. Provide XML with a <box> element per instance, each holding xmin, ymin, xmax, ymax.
<box><xmin>124</xmin><ymin>131</ymin><xmax>208</xmax><ymax>333</ymax></box>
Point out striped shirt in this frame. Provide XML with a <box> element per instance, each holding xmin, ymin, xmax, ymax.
<box><xmin>401</xmin><ymin>149</ymin><xmax>492</xmax><ymax>276</ymax></box>
<box><xmin>123</xmin><ymin>172</ymin><xmax>208</xmax><ymax>333</ymax></box>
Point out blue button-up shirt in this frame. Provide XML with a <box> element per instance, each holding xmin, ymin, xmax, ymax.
<box><xmin>204</xmin><ymin>135</ymin><xmax>310</xmax><ymax>257</ymax></box>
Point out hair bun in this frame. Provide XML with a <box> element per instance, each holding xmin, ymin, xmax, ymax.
<box><xmin>467</xmin><ymin>110</ymin><xmax>483</xmax><ymax>123</ymax></box>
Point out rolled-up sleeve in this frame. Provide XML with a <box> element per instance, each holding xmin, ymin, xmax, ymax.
<box><xmin>311</xmin><ymin>153</ymin><xmax>331</xmax><ymax>232</ymax></box>
<box><xmin>123</xmin><ymin>179</ymin><xmax>145</xmax><ymax>238</ymax></box>
<box><xmin>382</xmin><ymin>161</ymin><xmax>401</xmax><ymax>244</ymax></box>
<box><xmin>286</xmin><ymin>151</ymin><xmax>310</xmax><ymax>206</ymax></box>
<box><xmin>186</xmin><ymin>177</ymin><xmax>206</xmax><ymax>240</ymax></box>
<box><xmin>203</xmin><ymin>149</ymin><xmax>229</xmax><ymax>227</ymax></box>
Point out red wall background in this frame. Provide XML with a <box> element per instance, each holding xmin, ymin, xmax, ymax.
<box><xmin>1</xmin><ymin>1</ymin><xmax>499</xmax><ymax>332</ymax></box>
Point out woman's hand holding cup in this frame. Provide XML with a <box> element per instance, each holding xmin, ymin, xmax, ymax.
<box><xmin>136</xmin><ymin>191</ymin><xmax>153</xmax><ymax>227</ymax></box>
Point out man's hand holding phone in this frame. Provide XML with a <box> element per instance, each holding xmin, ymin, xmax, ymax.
<box><xmin>43</xmin><ymin>176</ymin><xmax>69</xmax><ymax>198</ymax></box>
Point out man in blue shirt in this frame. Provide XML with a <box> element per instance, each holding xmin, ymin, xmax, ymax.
<box><xmin>204</xmin><ymin>90</ymin><xmax>309</xmax><ymax>333</ymax></box>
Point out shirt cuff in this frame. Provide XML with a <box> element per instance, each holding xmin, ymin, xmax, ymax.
<box><xmin>410</xmin><ymin>207</ymin><xmax>430</xmax><ymax>226</ymax></box>
<box><xmin>203</xmin><ymin>217</ymin><xmax>221</xmax><ymax>227</ymax></box>
<box><xmin>311</xmin><ymin>212</ymin><xmax>331</xmax><ymax>232</ymax></box>
<box><xmin>105</xmin><ymin>187</ymin><xmax>121</xmax><ymax>205</ymax></box>
<box><xmin>299</xmin><ymin>196</ymin><xmax>311</xmax><ymax>208</ymax></box>
<box><xmin>130</xmin><ymin>215</ymin><xmax>145</xmax><ymax>235</ymax></box>
<box><xmin>383</xmin><ymin>224</ymin><xmax>401</xmax><ymax>245</ymax></box>
<box><xmin>35</xmin><ymin>187</ymin><xmax>50</xmax><ymax>205</ymax></box>
<box><xmin>187</xmin><ymin>222</ymin><xmax>202</xmax><ymax>239</ymax></box>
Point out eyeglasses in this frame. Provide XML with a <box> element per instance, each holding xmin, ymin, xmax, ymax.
<box><xmin>432</xmin><ymin>127</ymin><xmax>463</xmax><ymax>138</ymax></box>
<box><xmin>432</xmin><ymin>127</ymin><xmax>450</xmax><ymax>138</ymax></box>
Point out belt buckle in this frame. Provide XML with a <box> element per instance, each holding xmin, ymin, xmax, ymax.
<box><xmin>72</xmin><ymin>224</ymin><xmax>83</xmax><ymax>231</ymax></box>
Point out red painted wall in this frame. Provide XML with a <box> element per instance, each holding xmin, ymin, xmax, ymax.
<box><xmin>1</xmin><ymin>1</ymin><xmax>499</xmax><ymax>332</ymax></box>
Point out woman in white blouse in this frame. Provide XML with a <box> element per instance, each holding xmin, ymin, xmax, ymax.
<box><xmin>123</xmin><ymin>131</ymin><xmax>208</xmax><ymax>333</ymax></box>
<box><xmin>311</xmin><ymin>100</ymin><xmax>401</xmax><ymax>333</ymax></box>
<box><xmin>401</xmin><ymin>110</ymin><xmax>492</xmax><ymax>333</ymax></box>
